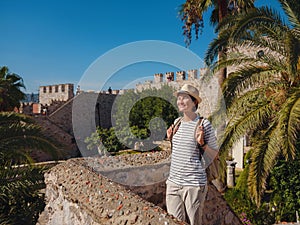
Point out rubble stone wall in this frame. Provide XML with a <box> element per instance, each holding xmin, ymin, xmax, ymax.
<box><xmin>37</xmin><ymin>152</ymin><xmax>242</xmax><ymax>225</ymax></box>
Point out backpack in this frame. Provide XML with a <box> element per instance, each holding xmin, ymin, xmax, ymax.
<box><xmin>169</xmin><ymin>116</ymin><xmax>220</xmax><ymax>182</ymax></box>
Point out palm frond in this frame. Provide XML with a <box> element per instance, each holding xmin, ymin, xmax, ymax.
<box><xmin>0</xmin><ymin>163</ymin><xmax>46</xmax><ymax>224</ymax></box>
<box><xmin>248</xmin><ymin>124</ymin><xmax>281</xmax><ymax>206</ymax></box>
<box><xmin>223</xmin><ymin>65</ymin><xmax>277</xmax><ymax>108</ymax></box>
<box><xmin>227</xmin><ymin>86</ymin><xmax>267</xmax><ymax>117</ymax></box>
<box><xmin>279</xmin><ymin>0</ymin><xmax>300</xmax><ymax>29</ymax></box>
<box><xmin>277</xmin><ymin>87</ymin><xmax>300</xmax><ymax>159</ymax></box>
<box><xmin>220</xmin><ymin>101</ymin><xmax>273</xmax><ymax>155</ymax></box>
<box><xmin>0</xmin><ymin>118</ymin><xmax>60</xmax><ymax>162</ymax></box>
<box><xmin>0</xmin><ymin>111</ymin><xmax>33</xmax><ymax>124</ymax></box>
<box><xmin>206</xmin><ymin>0</ymin><xmax>300</xmax><ymax>208</ymax></box>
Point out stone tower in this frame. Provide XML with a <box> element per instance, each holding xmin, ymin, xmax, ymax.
<box><xmin>39</xmin><ymin>83</ymin><xmax>74</xmax><ymax>105</ymax></box>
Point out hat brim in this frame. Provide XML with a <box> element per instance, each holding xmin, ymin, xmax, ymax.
<box><xmin>174</xmin><ymin>90</ymin><xmax>202</xmax><ymax>104</ymax></box>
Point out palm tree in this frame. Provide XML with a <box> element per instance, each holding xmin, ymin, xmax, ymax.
<box><xmin>0</xmin><ymin>112</ymin><xmax>59</xmax><ymax>224</ymax></box>
<box><xmin>178</xmin><ymin>0</ymin><xmax>255</xmax><ymax>85</ymax></box>
<box><xmin>205</xmin><ymin>0</ymin><xmax>300</xmax><ymax>206</ymax></box>
<box><xmin>0</xmin><ymin>66</ymin><xmax>26</xmax><ymax>112</ymax></box>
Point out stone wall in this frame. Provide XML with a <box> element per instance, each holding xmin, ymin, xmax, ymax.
<box><xmin>135</xmin><ymin>68</ymin><xmax>220</xmax><ymax>119</ymax></box>
<box><xmin>48</xmin><ymin>98</ymin><xmax>74</xmax><ymax>135</ymax></box>
<box><xmin>29</xmin><ymin>91</ymin><xmax>117</xmax><ymax>161</ymax></box>
<box><xmin>47</xmin><ymin>91</ymin><xmax>116</xmax><ymax>135</ymax></box>
<box><xmin>39</xmin><ymin>83</ymin><xmax>74</xmax><ymax>105</ymax></box>
<box><xmin>32</xmin><ymin>116</ymin><xmax>79</xmax><ymax>161</ymax></box>
<box><xmin>37</xmin><ymin>152</ymin><xmax>243</xmax><ymax>225</ymax></box>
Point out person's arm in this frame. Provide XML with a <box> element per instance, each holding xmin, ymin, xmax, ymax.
<box><xmin>195</xmin><ymin>120</ymin><xmax>218</xmax><ymax>160</ymax></box>
<box><xmin>166</xmin><ymin>117</ymin><xmax>182</xmax><ymax>141</ymax></box>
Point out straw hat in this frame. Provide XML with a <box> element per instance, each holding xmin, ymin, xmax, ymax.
<box><xmin>174</xmin><ymin>84</ymin><xmax>202</xmax><ymax>104</ymax></box>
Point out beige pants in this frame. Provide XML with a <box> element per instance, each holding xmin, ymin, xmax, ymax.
<box><xmin>166</xmin><ymin>180</ymin><xmax>208</xmax><ymax>225</ymax></box>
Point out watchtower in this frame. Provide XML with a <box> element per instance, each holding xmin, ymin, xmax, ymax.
<box><xmin>39</xmin><ymin>83</ymin><xmax>74</xmax><ymax>105</ymax></box>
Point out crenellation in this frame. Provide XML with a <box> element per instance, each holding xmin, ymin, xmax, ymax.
<box><xmin>112</xmin><ymin>89</ymin><xmax>119</xmax><ymax>94</ymax></box>
<box><xmin>154</xmin><ymin>73</ymin><xmax>163</xmax><ymax>83</ymax></box>
<box><xmin>39</xmin><ymin>83</ymin><xmax>74</xmax><ymax>105</ymax></box>
<box><xmin>176</xmin><ymin>71</ymin><xmax>186</xmax><ymax>81</ymax></box>
<box><xmin>27</xmin><ymin>65</ymin><xmax>245</xmax><ymax>224</ymax></box>
<box><xmin>187</xmin><ymin>69</ymin><xmax>198</xmax><ymax>80</ymax></box>
<box><xmin>165</xmin><ymin>72</ymin><xmax>174</xmax><ymax>82</ymax></box>
<box><xmin>199</xmin><ymin>67</ymin><xmax>209</xmax><ymax>77</ymax></box>
<box><xmin>23</xmin><ymin>67</ymin><xmax>215</xmax><ymax>159</ymax></box>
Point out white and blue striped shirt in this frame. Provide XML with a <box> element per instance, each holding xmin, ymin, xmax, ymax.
<box><xmin>168</xmin><ymin>116</ymin><xmax>218</xmax><ymax>186</ymax></box>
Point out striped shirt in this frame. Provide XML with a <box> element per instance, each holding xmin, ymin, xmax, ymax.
<box><xmin>168</xmin><ymin>116</ymin><xmax>218</xmax><ymax>186</ymax></box>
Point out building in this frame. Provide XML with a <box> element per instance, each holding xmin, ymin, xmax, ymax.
<box><xmin>39</xmin><ymin>83</ymin><xmax>74</xmax><ymax>105</ymax></box>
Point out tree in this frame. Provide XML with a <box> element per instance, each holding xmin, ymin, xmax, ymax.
<box><xmin>86</xmin><ymin>85</ymin><xmax>179</xmax><ymax>153</ymax></box>
<box><xmin>0</xmin><ymin>112</ymin><xmax>59</xmax><ymax>224</ymax></box>
<box><xmin>205</xmin><ymin>0</ymin><xmax>300</xmax><ymax>205</ymax></box>
<box><xmin>0</xmin><ymin>66</ymin><xmax>26</xmax><ymax>112</ymax></box>
<box><xmin>270</xmin><ymin>158</ymin><xmax>300</xmax><ymax>223</ymax></box>
<box><xmin>179</xmin><ymin>0</ymin><xmax>255</xmax><ymax>85</ymax></box>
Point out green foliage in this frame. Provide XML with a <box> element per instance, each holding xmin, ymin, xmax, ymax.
<box><xmin>113</xmin><ymin>85</ymin><xmax>178</xmax><ymax>149</ymax></box>
<box><xmin>227</xmin><ymin>148</ymin><xmax>300</xmax><ymax>224</ymax></box>
<box><xmin>86</xmin><ymin>85</ymin><xmax>179</xmax><ymax>153</ymax></box>
<box><xmin>114</xmin><ymin>85</ymin><xmax>178</xmax><ymax>127</ymax></box>
<box><xmin>0</xmin><ymin>66</ymin><xmax>26</xmax><ymax>112</ymax></box>
<box><xmin>0</xmin><ymin>112</ymin><xmax>59</xmax><ymax>224</ymax></box>
<box><xmin>206</xmin><ymin>0</ymin><xmax>300</xmax><ymax>205</ymax></box>
<box><xmin>0</xmin><ymin>112</ymin><xmax>59</xmax><ymax>161</ymax></box>
<box><xmin>178</xmin><ymin>0</ymin><xmax>255</xmax><ymax>47</ymax></box>
<box><xmin>85</xmin><ymin>127</ymin><xmax>126</xmax><ymax>154</ymax></box>
<box><xmin>224</xmin><ymin>188</ymin><xmax>275</xmax><ymax>225</ymax></box>
<box><xmin>228</xmin><ymin>161</ymin><xmax>276</xmax><ymax>224</ymax></box>
<box><xmin>270</xmin><ymin>156</ymin><xmax>300</xmax><ymax>222</ymax></box>
<box><xmin>0</xmin><ymin>161</ymin><xmax>46</xmax><ymax>225</ymax></box>
<box><xmin>235</xmin><ymin>150</ymin><xmax>252</xmax><ymax>193</ymax></box>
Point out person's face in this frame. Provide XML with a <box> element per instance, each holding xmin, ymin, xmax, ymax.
<box><xmin>177</xmin><ymin>93</ymin><xmax>196</xmax><ymax>112</ymax></box>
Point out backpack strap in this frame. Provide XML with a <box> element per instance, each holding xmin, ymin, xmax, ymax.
<box><xmin>169</xmin><ymin>117</ymin><xmax>182</xmax><ymax>151</ymax></box>
<box><xmin>170</xmin><ymin>115</ymin><xmax>205</xmax><ymax>141</ymax></box>
<box><xmin>169</xmin><ymin>117</ymin><xmax>183</xmax><ymax>141</ymax></box>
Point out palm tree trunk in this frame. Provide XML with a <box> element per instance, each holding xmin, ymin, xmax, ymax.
<box><xmin>217</xmin><ymin>52</ymin><xmax>227</xmax><ymax>86</ymax></box>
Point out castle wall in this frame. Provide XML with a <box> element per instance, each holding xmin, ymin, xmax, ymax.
<box><xmin>31</xmin><ymin>66</ymin><xmax>244</xmax><ymax>166</ymax></box>
<box><xmin>135</xmin><ymin>68</ymin><xmax>220</xmax><ymax>119</ymax></box>
<box><xmin>26</xmin><ymin>91</ymin><xmax>117</xmax><ymax>161</ymax></box>
<box><xmin>48</xmin><ymin>98</ymin><xmax>75</xmax><ymax>135</ymax></box>
<box><xmin>39</xmin><ymin>83</ymin><xmax>74</xmax><ymax>105</ymax></box>
<box><xmin>32</xmin><ymin>116</ymin><xmax>79</xmax><ymax>161</ymax></box>
<box><xmin>95</xmin><ymin>93</ymin><xmax>116</xmax><ymax>129</ymax></box>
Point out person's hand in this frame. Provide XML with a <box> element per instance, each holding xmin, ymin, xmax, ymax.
<box><xmin>196</xmin><ymin>125</ymin><xmax>206</xmax><ymax>147</ymax></box>
<box><xmin>167</xmin><ymin>125</ymin><xmax>174</xmax><ymax>140</ymax></box>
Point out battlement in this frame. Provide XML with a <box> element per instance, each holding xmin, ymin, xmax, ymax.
<box><xmin>154</xmin><ymin>73</ymin><xmax>163</xmax><ymax>83</ymax></box>
<box><xmin>165</xmin><ymin>72</ymin><xmax>174</xmax><ymax>82</ymax></box>
<box><xmin>39</xmin><ymin>83</ymin><xmax>74</xmax><ymax>105</ymax></box>
<box><xmin>188</xmin><ymin>69</ymin><xmax>198</xmax><ymax>80</ymax></box>
<box><xmin>36</xmin><ymin>68</ymin><xmax>207</xmax><ymax>108</ymax></box>
<box><xmin>135</xmin><ymin>68</ymin><xmax>206</xmax><ymax>94</ymax></box>
<box><xmin>152</xmin><ymin>68</ymin><xmax>205</xmax><ymax>84</ymax></box>
<box><xmin>176</xmin><ymin>70</ymin><xmax>186</xmax><ymax>81</ymax></box>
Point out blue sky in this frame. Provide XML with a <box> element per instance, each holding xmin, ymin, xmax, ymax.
<box><xmin>0</xmin><ymin>0</ymin><xmax>282</xmax><ymax>93</ymax></box>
